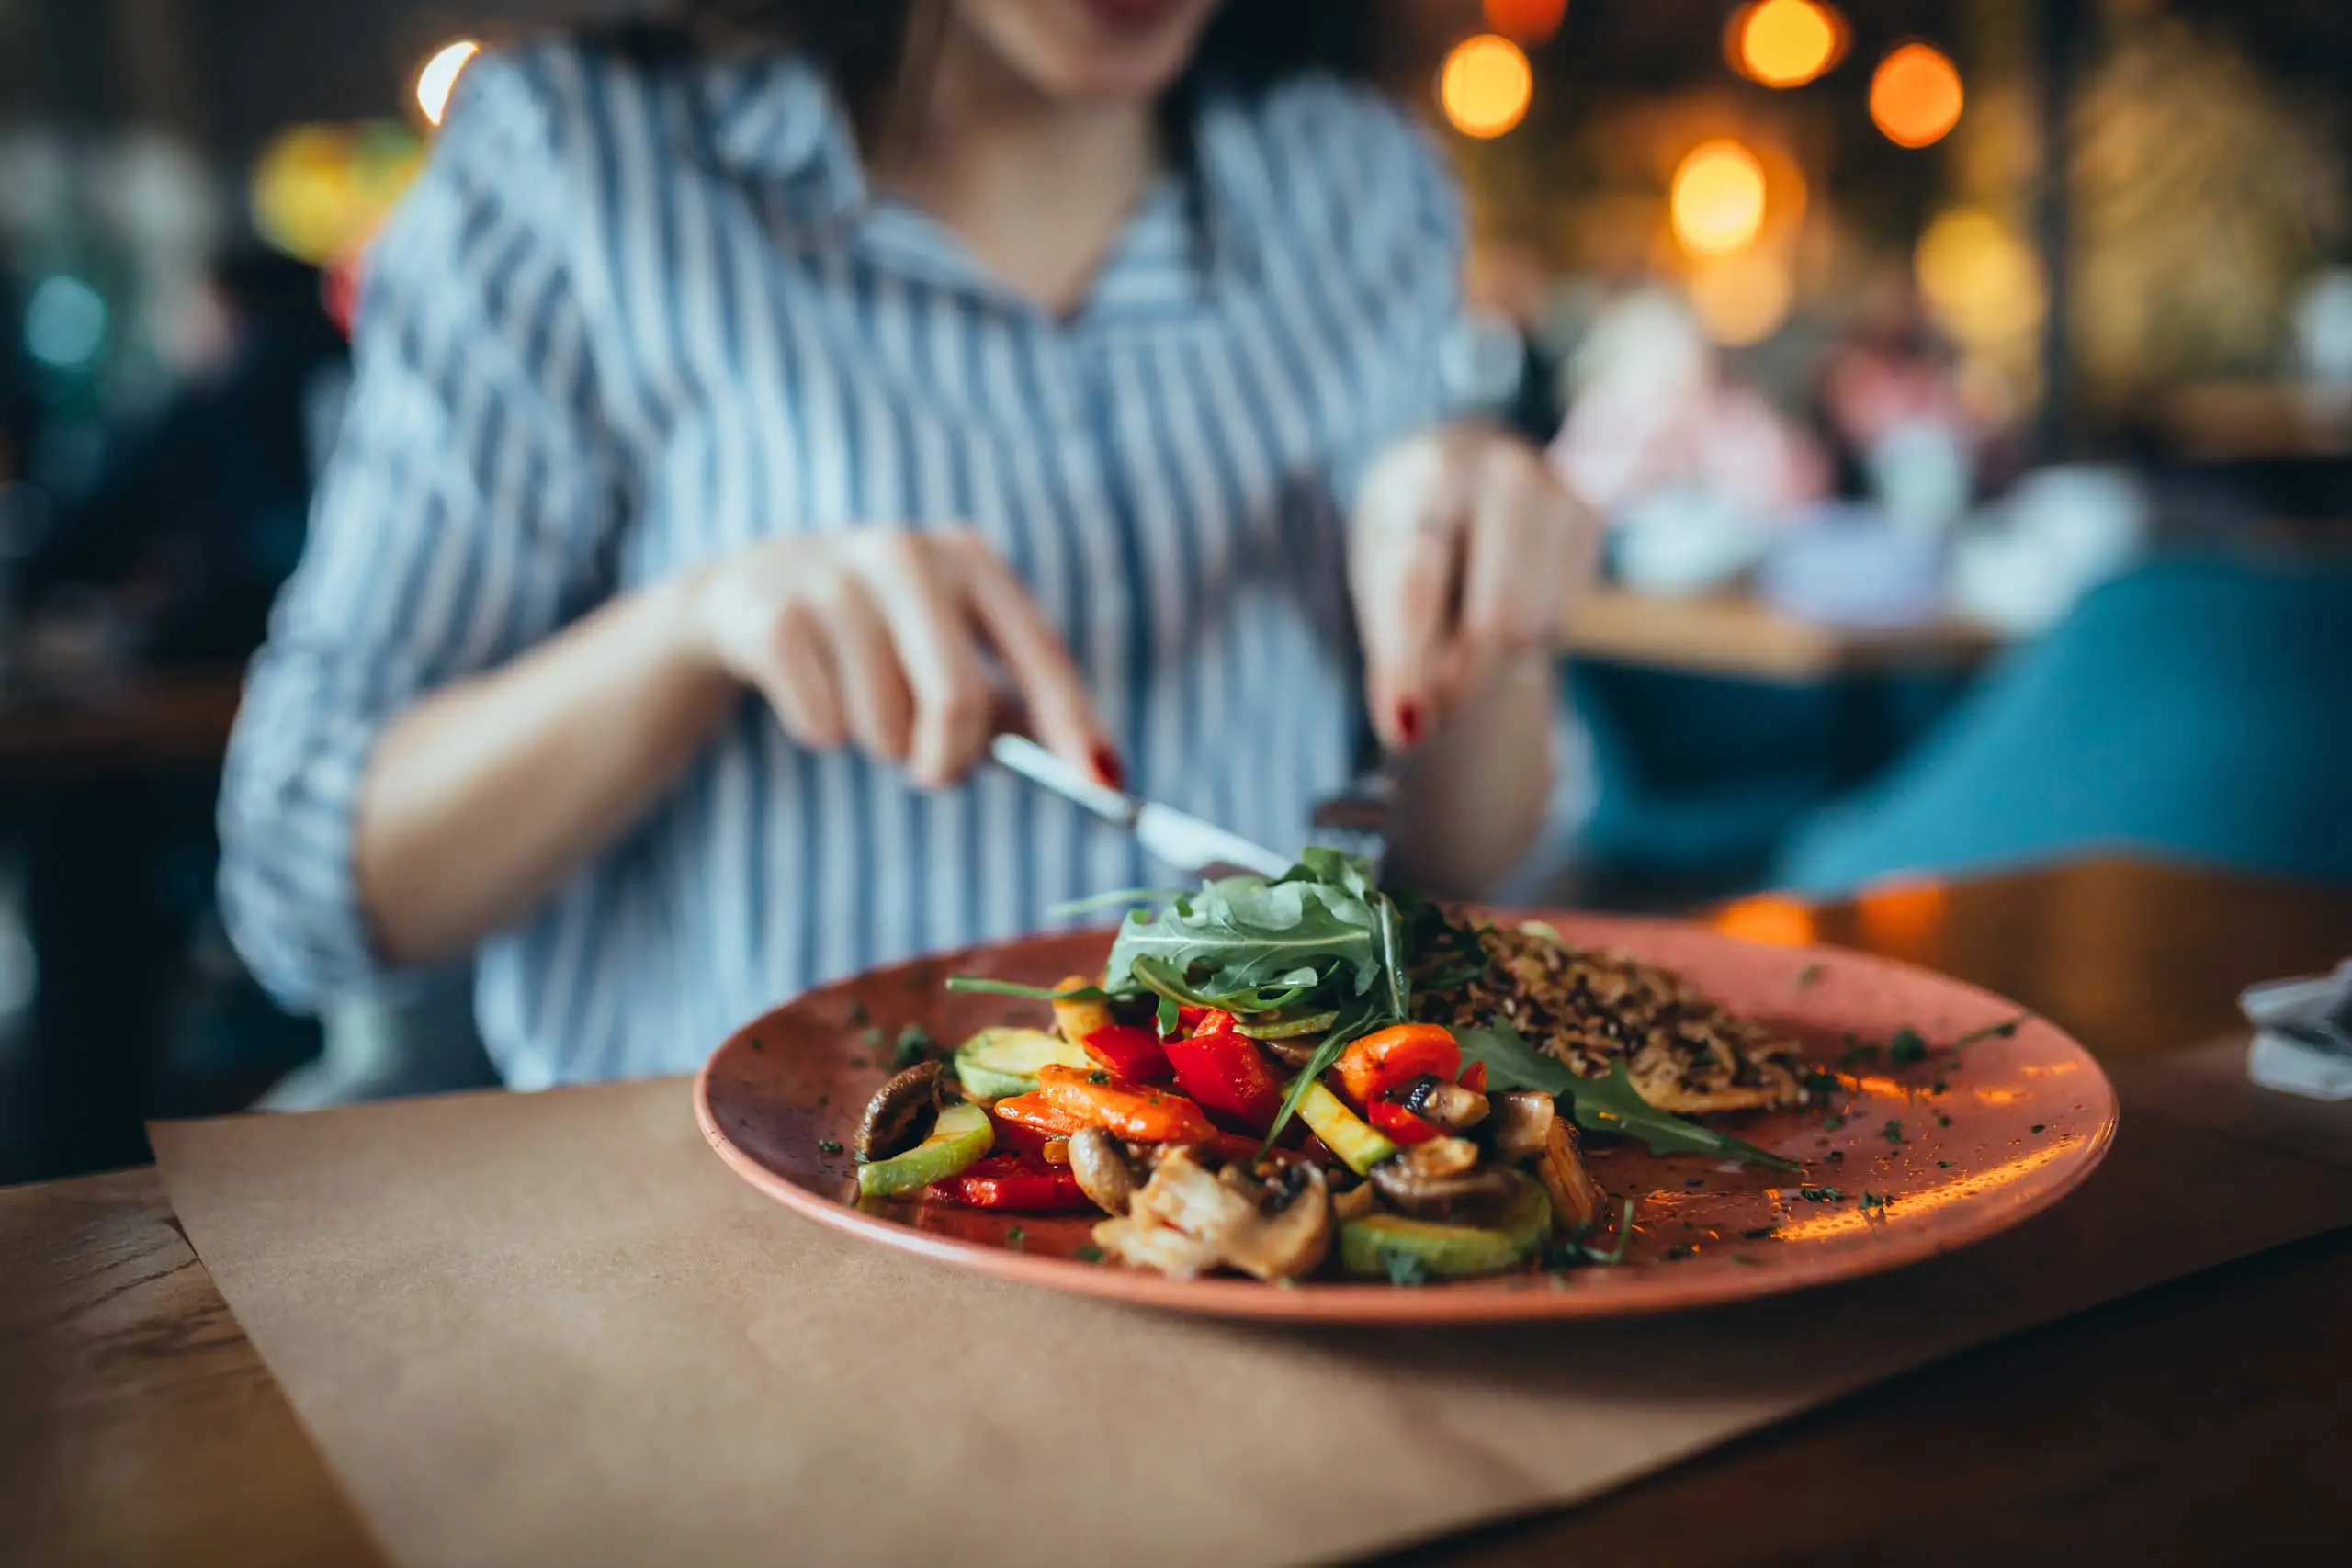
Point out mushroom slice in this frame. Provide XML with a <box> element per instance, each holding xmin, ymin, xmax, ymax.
<box><xmin>1369</xmin><ymin>1149</ymin><xmax>1521</xmax><ymax>1224</ymax></box>
<box><xmin>1067</xmin><ymin>1126</ymin><xmax>1142</xmax><ymax>1215</ymax></box>
<box><xmin>1396</xmin><ymin>1135</ymin><xmax>1482</xmax><ymax>1179</ymax></box>
<box><xmin>1132</xmin><ymin>1148</ymin><xmax>1334</xmax><ymax>1281</ymax></box>
<box><xmin>1539</xmin><ymin>1116</ymin><xmax>1606</xmax><ymax>1234</ymax></box>
<box><xmin>1091</xmin><ymin>1213</ymin><xmax>1225</xmax><ymax>1279</ymax></box>
<box><xmin>854</xmin><ymin>1060</ymin><xmax>942</xmax><ymax>1161</ymax></box>
<box><xmin>1487</xmin><ymin>1090</ymin><xmax>1555</xmax><ymax>1161</ymax></box>
<box><xmin>1329</xmin><ymin>1180</ymin><xmax>1377</xmax><ymax>1224</ymax></box>
<box><xmin>1401</xmin><ymin>1077</ymin><xmax>1490</xmax><ymax>1134</ymax></box>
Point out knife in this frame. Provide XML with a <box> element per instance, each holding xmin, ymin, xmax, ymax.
<box><xmin>988</xmin><ymin>733</ymin><xmax>1294</xmax><ymax>883</ymax></box>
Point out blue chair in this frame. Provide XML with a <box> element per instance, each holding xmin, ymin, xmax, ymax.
<box><xmin>1775</xmin><ymin>557</ymin><xmax>2352</xmax><ymax>894</ymax></box>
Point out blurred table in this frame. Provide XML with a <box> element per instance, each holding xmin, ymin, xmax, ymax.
<box><xmin>0</xmin><ymin>668</ymin><xmax>243</xmax><ymax>779</ymax></box>
<box><xmin>5</xmin><ymin>856</ymin><xmax>2350</xmax><ymax>1567</ymax></box>
<box><xmin>1565</xmin><ymin>587</ymin><xmax>2006</xmax><ymax>682</ymax></box>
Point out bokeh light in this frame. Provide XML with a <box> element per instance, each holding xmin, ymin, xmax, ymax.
<box><xmin>1439</xmin><ymin>35</ymin><xmax>1534</xmax><ymax>140</ymax></box>
<box><xmin>1916</xmin><ymin>207</ymin><xmax>2045</xmax><ymax>345</ymax></box>
<box><xmin>1669</xmin><ymin>140</ymin><xmax>1768</xmax><ymax>256</ymax></box>
<box><xmin>24</xmin><ymin>276</ymin><xmax>108</xmax><ymax>369</ymax></box>
<box><xmin>1690</xmin><ymin>250</ymin><xmax>1796</xmax><ymax>345</ymax></box>
<box><xmin>1870</xmin><ymin>42</ymin><xmax>1964</xmax><ymax>149</ymax></box>
<box><xmin>415</xmin><ymin>39</ymin><xmax>481</xmax><ymax>129</ymax></box>
<box><xmin>1732</xmin><ymin>0</ymin><xmax>1844</xmax><ymax>88</ymax></box>
<box><xmin>1713</xmin><ymin>894</ymin><xmax>1816</xmax><ymax>948</ymax></box>
<box><xmin>1482</xmin><ymin>0</ymin><xmax>1566</xmax><ymax>45</ymax></box>
<box><xmin>250</xmin><ymin>123</ymin><xmax>425</xmax><ymax>266</ymax></box>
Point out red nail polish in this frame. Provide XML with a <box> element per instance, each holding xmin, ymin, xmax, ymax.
<box><xmin>1396</xmin><ymin>703</ymin><xmax>1422</xmax><ymax>745</ymax></box>
<box><xmin>1091</xmin><ymin>746</ymin><xmax>1126</xmax><ymax>791</ymax></box>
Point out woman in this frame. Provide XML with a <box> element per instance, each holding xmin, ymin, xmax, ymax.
<box><xmin>220</xmin><ymin>0</ymin><xmax>1594</xmax><ymax>1089</ymax></box>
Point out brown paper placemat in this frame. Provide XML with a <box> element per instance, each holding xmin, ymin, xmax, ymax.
<box><xmin>153</xmin><ymin>1073</ymin><xmax>2352</xmax><ymax>1568</ymax></box>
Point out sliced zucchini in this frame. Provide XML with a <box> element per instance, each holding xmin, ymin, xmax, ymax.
<box><xmin>1339</xmin><ymin>1173</ymin><xmax>1552</xmax><ymax>1280</ymax></box>
<box><xmin>1295</xmin><ymin>1080</ymin><xmax>1399</xmax><ymax>1176</ymax></box>
<box><xmin>855</xmin><ymin>1102</ymin><xmax>993</xmax><ymax>1198</ymax></box>
<box><xmin>954</xmin><ymin>1026</ymin><xmax>1093</xmax><ymax>1102</ymax></box>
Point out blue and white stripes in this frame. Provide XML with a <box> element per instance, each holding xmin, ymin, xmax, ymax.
<box><xmin>220</xmin><ymin>40</ymin><xmax>1468</xmax><ymax>1087</ymax></box>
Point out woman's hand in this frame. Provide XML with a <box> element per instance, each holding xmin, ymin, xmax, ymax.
<box><xmin>1350</xmin><ymin>425</ymin><xmax>1600</xmax><ymax>750</ymax></box>
<box><xmin>689</xmin><ymin>526</ymin><xmax>1116</xmax><ymax>790</ymax></box>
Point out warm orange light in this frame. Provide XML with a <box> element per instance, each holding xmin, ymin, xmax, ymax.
<box><xmin>1854</xmin><ymin>879</ymin><xmax>1946</xmax><ymax>963</ymax></box>
<box><xmin>1713</xmin><ymin>893</ymin><xmax>1816</xmax><ymax>948</ymax></box>
<box><xmin>1669</xmin><ymin>139</ymin><xmax>1768</xmax><ymax>256</ymax></box>
<box><xmin>1483</xmin><ymin>0</ymin><xmax>1567</xmax><ymax>45</ymax></box>
<box><xmin>1870</xmin><ymin>42</ymin><xmax>1963</xmax><ymax>149</ymax></box>
<box><xmin>1736</xmin><ymin>0</ymin><xmax>1841</xmax><ymax>88</ymax></box>
<box><xmin>415</xmin><ymin>39</ymin><xmax>480</xmax><ymax>128</ymax></box>
<box><xmin>1439</xmin><ymin>35</ymin><xmax>1533</xmax><ymax>140</ymax></box>
<box><xmin>1689</xmin><ymin>248</ymin><xmax>1795</xmax><ymax>345</ymax></box>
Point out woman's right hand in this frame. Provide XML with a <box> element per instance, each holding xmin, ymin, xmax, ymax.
<box><xmin>687</xmin><ymin>526</ymin><xmax>1118</xmax><ymax>792</ymax></box>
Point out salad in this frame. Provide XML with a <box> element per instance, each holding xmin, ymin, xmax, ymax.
<box><xmin>847</xmin><ymin>852</ymin><xmax>1804</xmax><ymax>1284</ymax></box>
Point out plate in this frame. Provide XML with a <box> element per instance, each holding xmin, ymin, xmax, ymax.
<box><xmin>695</xmin><ymin>913</ymin><xmax>2117</xmax><ymax>1322</ymax></box>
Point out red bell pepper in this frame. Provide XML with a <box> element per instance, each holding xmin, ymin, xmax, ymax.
<box><xmin>925</xmin><ymin>1154</ymin><xmax>1091</xmax><ymax>1211</ymax></box>
<box><xmin>1458</xmin><ymin>1060</ymin><xmax>1487</xmax><ymax>1094</ymax></box>
<box><xmin>1081</xmin><ymin>1022</ymin><xmax>1173</xmax><ymax>1082</ymax></box>
<box><xmin>1368</xmin><ymin>1100</ymin><xmax>1442</xmax><ymax>1145</ymax></box>
<box><xmin>1334</xmin><ymin>1023</ymin><xmax>1461</xmax><ymax>1111</ymax></box>
<box><xmin>1034</xmin><ymin>1065</ymin><xmax>1219</xmax><ymax>1143</ymax></box>
<box><xmin>1159</xmin><ymin>1011</ymin><xmax>1289</xmax><ymax>1134</ymax></box>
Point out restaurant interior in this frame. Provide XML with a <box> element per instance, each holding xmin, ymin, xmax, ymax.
<box><xmin>0</xmin><ymin>0</ymin><xmax>2346</xmax><ymax>1180</ymax></box>
<box><xmin>6</xmin><ymin>3</ymin><xmax>2352</xmax><ymax>1563</ymax></box>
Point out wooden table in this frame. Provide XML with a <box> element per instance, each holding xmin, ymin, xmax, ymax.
<box><xmin>1564</xmin><ymin>587</ymin><xmax>2005</xmax><ymax>682</ymax></box>
<box><xmin>5</xmin><ymin>857</ymin><xmax>2348</xmax><ymax>1567</ymax></box>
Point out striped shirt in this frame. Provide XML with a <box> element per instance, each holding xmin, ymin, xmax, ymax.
<box><xmin>219</xmin><ymin>40</ymin><xmax>1471</xmax><ymax>1088</ymax></box>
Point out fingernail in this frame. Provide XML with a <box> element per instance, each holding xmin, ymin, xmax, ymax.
<box><xmin>1091</xmin><ymin>746</ymin><xmax>1126</xmax><ymax>791</ymax></box>
<box><xmin>1396</xmin><ymin>702</ymin><xmax>1423</xmax><ymax>745</ymax></box>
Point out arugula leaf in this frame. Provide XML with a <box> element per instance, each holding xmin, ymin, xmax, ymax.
<box><xmin>1048</xmin><ymin>886</ymin><xmax>1182</xmax><ymax>917</ymax></box>
<box><xmin>1454</xmin><ymin>1024</ymin><xmax>1801</xmax><ymax>1172</ymax></box>
<box><xmin>1105</xmin><ymin>873</ymin><xmax>1383</xmax><ymax>999</ymax></box>
<box><xmin>944</xmin><ymin>976</ymin><xmax>1115</xmax><ymax>1002</ymax></box>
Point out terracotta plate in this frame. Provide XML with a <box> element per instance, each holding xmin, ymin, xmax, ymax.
<box><xmin>695</xmin><ymin>914</ymin><xmax>2117</xmax><ymax>1322</ymax></box>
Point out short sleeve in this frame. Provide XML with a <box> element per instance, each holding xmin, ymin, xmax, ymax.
<box><xmin>218</xmin><ymin>49</ymin><xmax>624</xmax><ymax>1008</ymax></box>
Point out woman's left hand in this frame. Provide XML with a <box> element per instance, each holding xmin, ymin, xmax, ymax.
<box><xmin>1349</xmin><ymin>424</ymin><xmax>1600</xmax><ymax>751</ymax></box>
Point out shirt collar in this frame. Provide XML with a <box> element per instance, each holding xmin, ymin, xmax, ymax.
<box><xmin>700</xmin><ymin>52</ymin><xmax>1265</xmax><ymax>316</ymax></box>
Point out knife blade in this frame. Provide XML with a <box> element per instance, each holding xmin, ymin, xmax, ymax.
<box><xmin>988</xmin><ymin>734</ymin><xmax>1292</xmax><ymax>883</ymax></box>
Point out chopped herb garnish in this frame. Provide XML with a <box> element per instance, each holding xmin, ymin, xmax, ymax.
<box><xmin>1827</xmin><ymin>1149</ymin><xmax>1845</xmax><ymax>1163</ymax></box>
<box><xmin>1665</xmin><ymin>1243</ymin><xmax>1697</xmax><ymax>1261</ymax></box>
<box><xmin>1930</xmin><ymin>1080</ymin><xmax>1949</xmax><ymax>1094</ymax></box>
<box><xmin>816</xmin><ymin>1138</ymin><xmax>842</xmax><ymax>1155</ymax></box>
<box><xmin>889</xmin><ymin>1025</ymin><xmax>935</xmax><ymax>1071</ymax></box>
<box><xmin>1859</xmin><ymin>1191</ymin><xmax>1890</xmax><ymax>1212</ymax></box>
<box><xmin>1799</xmin><ymin>1185</ymin><xmax>1847</xmax><ymax>1202</ymax></box>
<box><xmin>1889</xmin><ymin>1029</ymin><xmax>1928</xmax><ymax>1066</ymax></box>
<box><xmin>1802</xmin><ymin>1069</ymin><xmax>1843</xmax><ymax>1098</ymax></box>
<box><xmin>1004</xmin><ymin>1226</ymin><xmax>1025</xmax><ymax>1247</ymax></box>
<box><xmin>1936</xmin><ymin>1112</ymin><xmax>1952</xmax><ymax>1127</ymax></box>
<box><xmin>1825</xmin><ymin>1113</ymin><xmax>1847</xmax><ymax>1131</ymax></box>
<box><xmin>859</xmin><ymin>1025</ymin><xmax>883</xmax><ymax>1048</ymax></box>
<box><xmin>846</xmin><ymin>1002</ymin><xmax>869</xmax><ymax>1025</ymax></box>
<box><xmin>2030</xmin><ymin>1123</ymin><xmax>2046</xmax><ymax>1134</ymax></box>
<box><xmin>1087</xmin><ymin>1069</ymin><xmax>1111</xmax><ymax>1085</ymax></box>
<box><xmin>1794</xmin><ymin>962</ymin><xmax>1826</xmax><ymax>990</ymax></box>
<box><xmin>1072</xmin><ymin>1244</ymin><xmax>1104</xmax><ymax>1264</ymax></box>
<box><xmin>1949</xmin><ymin>1012</ymin><xmax>2032</xmax><ymax>1051</ymax></box>
<box><xmin>1743</xmin><ymin>1226</ymin><xmax>1778</xmax><ymax>1240</ymax></box>
<box><xmin>1937</xmin><ymin>1160</ymin><xmax>1954</xmax><ymax>1169</ymax></box>
<box><xmin>1882</xmin><ymin>1118</ymin><xmax>1905</xmax><ymax>1144</ymax></box>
